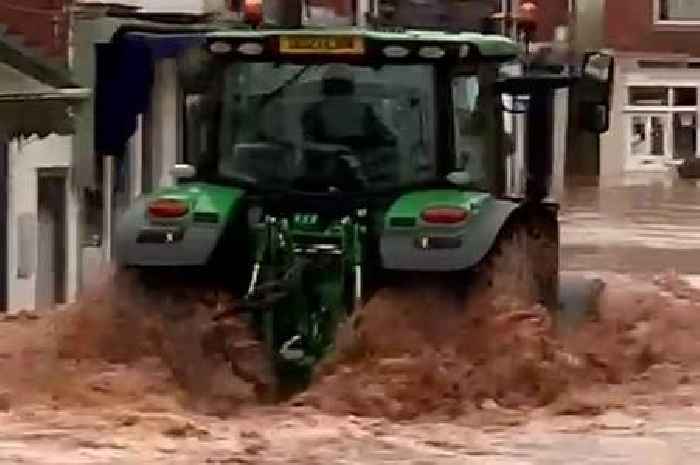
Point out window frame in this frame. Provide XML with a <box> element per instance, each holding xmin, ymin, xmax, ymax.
<box><xmin>623</xmin><ymin>82</ymin><xmax>700</xmax><ymax>167</ymax></box>
<box><xmin>654</xmin><ymin>0</ymin><xmax>700</xmax><ymax>27</ymax></box>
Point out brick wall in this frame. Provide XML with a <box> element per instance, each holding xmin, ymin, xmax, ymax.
<box><xmin>0</xmin><ymin>0</ymin><xmax>69</xmax><ymax>61</ymax></box>
<box><xmin>606</xmin><ymin>0</ymin><xmax>700</xmax><ymax>56</ymax></box>
<box><xmin>531</xmin><ymin>0</ymin><xmax>569</xmax><ymax>43</ymax></box>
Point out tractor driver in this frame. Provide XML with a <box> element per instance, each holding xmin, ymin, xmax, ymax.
<box><xmin>301</xmin><ymin>64</ymin><xmax>397</xmax><ymax>150</ymax></box>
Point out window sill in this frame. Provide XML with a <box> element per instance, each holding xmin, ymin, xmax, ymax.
<box><xmin>653</xmin><ymin>20</ymin><xmax>700</xmax><ymax>31</ymax></box>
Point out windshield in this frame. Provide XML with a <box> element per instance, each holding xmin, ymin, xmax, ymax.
<box><xmin>190</xmin><ymin>62</ymin><xmax>437</xmax><ymax>192</ymax></box>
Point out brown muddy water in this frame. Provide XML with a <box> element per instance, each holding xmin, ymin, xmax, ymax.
<box><xmin>561</xmin><ymin>174</ymin><xmax>700</xmax><ymax>275</ymax></box>
<box><xmin>3</xmin><ymin>173</ymin><xmax>700</xmax><ymax>464</ymax></box>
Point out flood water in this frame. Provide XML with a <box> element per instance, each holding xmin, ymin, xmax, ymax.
<box><xmin>560</xmin><ymin>173</ymin><xmax>700</xmax><ymax>275</ymax></box>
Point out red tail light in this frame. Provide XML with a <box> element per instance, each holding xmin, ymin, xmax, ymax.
<box><xmin>421</xmin><ymin>207</ymin><xmax>468</xmax><ymax>224</ymax></box>
<box><xmin>148</xmin><ymin>199</ymin><xmax>189</xmax><ymax>218</ymax></box>
<box><xmin>243</xmin><ymin>0</ymin><xmax>263</xmax><ymax>26</ymax></box>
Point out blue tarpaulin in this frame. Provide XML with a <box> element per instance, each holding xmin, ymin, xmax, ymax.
<box><xmin>94</xmin><ymin>32</ymin><xmax>205</xmax><ymax>159</ymax></box>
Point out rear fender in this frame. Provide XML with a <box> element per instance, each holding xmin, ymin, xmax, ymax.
<box><xmin>380</xmin><ymin>197</ymin><xmax>525</xmax><ymax>272</ymax></box>
<box><xmin>114</xmin><ymin>183</ymin><xmax>245</xmax><ymax>267</ymax></box>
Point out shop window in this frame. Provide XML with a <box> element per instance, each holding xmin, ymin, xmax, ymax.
<box><xmin>629</xmin><ymin>86</ymin><xmax>669</xmax><ymax>106</ymax></box>
<box><xmin>674</xmin><ymin>87</ymin><xmax>697</xmax><ymax>106</ymax></box>
<box><xmin>630</xmin><ymin>116</ymin><xmax>647</xmax><ymax>156</ymax></box>
<box><xmin>657</xmin><ymin>0</ymin><xmax>700</xmax><ymax>21</ymax></box>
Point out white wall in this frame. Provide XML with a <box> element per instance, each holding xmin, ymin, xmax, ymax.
<box><xmin>7</xmin><ymin>135</ymin><xmax>79</xmax><ymax>313</ymax></box>
<box><xmin>150</xmin><ymin>58</ymin><xmax>181</xmax><ymax>190</ymax></box>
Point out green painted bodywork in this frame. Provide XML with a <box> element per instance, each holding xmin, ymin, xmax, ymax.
<box><xmin>247</xmin><ymin>208</ymin><xmax>365</xmax><ymax>385</ymax></box>
<box><xmin>114</xmin><ymin>181</ymin><xmax>248</xmax><ymax>267</ymax></box>
<box><xmin>207</xmin><ymin>28</ymin><xmax>520</xmax><ymax>59</ymax></box>
<box><xmin>385</xmin><ymin>190</ymin><xmax>491</xmax><ymax>226</ymax></box>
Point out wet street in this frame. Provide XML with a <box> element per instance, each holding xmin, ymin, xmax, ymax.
<box><xmin>4</xmin><ymin>403</ymin><xmax>700</xmax><ymax>464</ymax></box>
<box><xmin>4</xmin><ymin>173</ymin><xmax>700</xmax><ymax>464</ymax></box>
<box><xmin>561</xmin><ymin>174</ymin><xmax>700</xmax><ymax>275</ymax></box>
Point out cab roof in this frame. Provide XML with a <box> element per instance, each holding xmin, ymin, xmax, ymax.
<box><xmin>206</xmin><ymin>28</ymin><xmax>520</xmax><ymax>59</ymax></box>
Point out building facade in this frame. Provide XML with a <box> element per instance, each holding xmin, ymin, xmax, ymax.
<box><xmin>601</xmin><ymin>0</ymin><xmax>700</xmax><ymax>178</ymax></box>
<box><xmin>0</xmin><ymin>0</ymin><xmax>88</xmax><ymax>313</ymax></box>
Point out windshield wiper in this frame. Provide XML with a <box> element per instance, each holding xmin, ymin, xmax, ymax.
<box><xmin>260</xmin><ymin>65</ymin><xmax>312</xmax><ymax>106</ymax></box>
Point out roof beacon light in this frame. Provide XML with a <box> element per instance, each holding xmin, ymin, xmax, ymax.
<box><xmin>244</xmin><ymin>0</ymin><xmax>263</xmax><ymax>26</ymax></box>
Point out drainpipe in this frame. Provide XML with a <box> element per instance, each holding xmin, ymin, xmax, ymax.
<box><xmin>102</xmin><ymin>156</ymin><xmax>113</xmax><ymax>263</ymax></box>
<box><xmin>568</xmin><ymin>0</ymin><xmax>577</xmax><ymax>73</ymax></box>
<box><xmin>499</xmin><ymin>0</ymin><xmax>508</xmax><ymax>35</ymax></box>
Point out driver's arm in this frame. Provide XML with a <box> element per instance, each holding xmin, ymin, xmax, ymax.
<box><xmin>364</xmin><ymin>106</ymin><xmax>396</xmax><ymax>146</ymax></box>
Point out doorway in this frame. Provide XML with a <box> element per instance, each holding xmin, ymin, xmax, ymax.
<box><xmin>673</xmin><ymin>111</ymin><xmax>697</xmax><ymax>160</ymax></box>
<box><xmin>626</xmin><ymin>113</ymin><xmax>670</xmax><ymax>171</ymax></box>
<box><xmin>36</xmin><ymin>169</ymin><xmax>67</xmax><ymax>310</ymax></box>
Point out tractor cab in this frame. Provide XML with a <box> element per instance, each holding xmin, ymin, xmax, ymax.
<box><xmin>178</xmin><ymin>29</ymin><xmax>613</xmax><ymax>206</ymax></box>
<box><xmin>180</xmin><ymin>29</ymin><xmax>516</xmax><ymax>201</ymax></box>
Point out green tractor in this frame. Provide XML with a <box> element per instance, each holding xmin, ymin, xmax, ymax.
<box><xmin>112</xmin><ymin>1</ymin><xmax>613</xmax><ymax>398</ymax></box>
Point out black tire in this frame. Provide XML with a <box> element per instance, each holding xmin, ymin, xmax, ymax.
<box><xmin>478</xmin><ymin>209</ymin><xmax>559</xmax><ymax>311</ymax></box>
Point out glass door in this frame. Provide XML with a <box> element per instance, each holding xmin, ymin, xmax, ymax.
<box><xmin>672</xmin><ymin>111</ymin><xmax>698</xmax><ymax>161</ymax></box>
<box><xmin>626</xmin><ymin>113</ymin><xmax>671</xmax><ymax>171</ymax></box>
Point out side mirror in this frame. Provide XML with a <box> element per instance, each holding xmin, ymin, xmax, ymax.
<box><xmin>171</xmin><ymin>164</ymin><xmax>196</xmax><ymax>180</ymax></box>
<box><xmin>578</xmin><ymin>52</ymin><xmax>614</xmax><ymax>134</ymax></box>
<box><xmin>583</xmin><ymin>52</ymin><xmax>613</xmax><ymax>82</ymax></box>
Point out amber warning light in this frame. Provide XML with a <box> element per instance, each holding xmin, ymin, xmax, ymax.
<box><xmin>243</xmin><ymin>0</ymin><xmax>263</xmax><ymax>26</ymax></box>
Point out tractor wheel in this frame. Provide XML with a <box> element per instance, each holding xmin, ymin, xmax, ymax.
<box><xmin>477</xmin><ymin>212</ymin><xmax>559</xmax><ymax>311</ymax></box>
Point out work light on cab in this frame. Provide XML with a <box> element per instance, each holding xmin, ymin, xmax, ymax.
<box><xmin>148</xmin><ymin>199</ymin><xmax>189</xmax><ymax>218</ymax></box>
<box><xmin>243</xmin><ymin>0</ymin><xmax>263</xmax><ymax>26</ymax></box>
<box><xmin>421</xmin><ymin>207</ymin><xmax>469</xmax><ymax>224</ymax></box>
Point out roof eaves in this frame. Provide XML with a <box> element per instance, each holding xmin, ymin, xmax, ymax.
<box><xmin>0</xmin><ymin>88</ymin><xmax>92</xmax><ymax>102</ymax></box>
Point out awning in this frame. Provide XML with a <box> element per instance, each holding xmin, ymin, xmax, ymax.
<box><xmin>94</xmin><ymin>28</ymin><xmax>208</xmax><ymax>159</ymax></box>
<box><xmin>0</xmin><ymin>65</ymin><xmax>90</xmax><ymax>138</ymax></box>
<box><xmin>0</xmin><ymin>37</ymin><xmax>90</xmax><ymax>138</ymax></box>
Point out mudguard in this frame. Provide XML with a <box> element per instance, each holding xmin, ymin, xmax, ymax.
<box><xmin>380</xmin><ymin>192</ymin><xmax>520</xmax><ymax>272</ymax></box>
<box><xmin>114</xmin><ymin>183</ymin><xmax>245</xmax><ymax>267</ymax></box>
